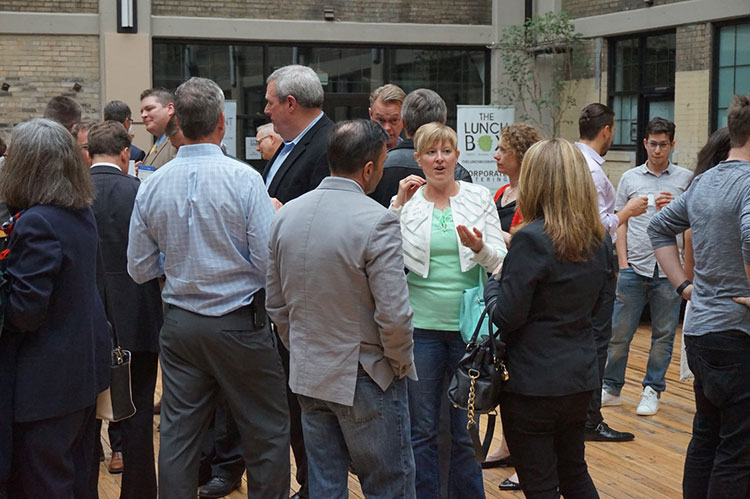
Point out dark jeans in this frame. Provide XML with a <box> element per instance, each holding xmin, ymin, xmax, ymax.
<box><xmin>408</xmin><ymin>329</ymin><xmax>485</xmax><ymax>499</ymax></box>
<box><xmin>158</xmin><ymin>304</ymin><xmax>290</xmax><ymax>499</ymax></box>
<box><xmin>586</xmin><ymin>261</ymin><xmax>615</xmax><ymax>429</ymax></box>
<box><xmin>500</xmin><ymin>391</ymin><xmax>598</xmax><ymax>499</ymax></box>
<box><xmin>683</xmin><ymin>331</ymin><xmax>750</xmax><ymax>499</ymax></box>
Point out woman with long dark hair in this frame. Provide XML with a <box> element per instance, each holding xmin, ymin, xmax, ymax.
<box><xmin>0</xmin><ymin>118</ymin><xmax>110</xmax><ymax>498</ymax></box>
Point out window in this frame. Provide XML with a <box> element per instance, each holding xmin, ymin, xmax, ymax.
<box><xmin>714</xmin><ymin>22</ymin><xmax>750</xmax><ymax>129</ymax></box>
<box><xmin>152</xmin><ymin>40</ymin><xmax>489</xmax><ymax>166</ymax></box>
<box><xmin>609</xmin><ymin>31</ymin><xmax>676</xmax><ymax>164</ymax></box>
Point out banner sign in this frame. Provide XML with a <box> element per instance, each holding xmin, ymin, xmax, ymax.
<box><xmin>224</xmin><ymin>100</ymin><xmax>237</xmax><ymax>157</ymax></box>
<box><xmin>457</xmin><ymin>105</ymin><xmax>515</xmax><ymax>192</ymax></box>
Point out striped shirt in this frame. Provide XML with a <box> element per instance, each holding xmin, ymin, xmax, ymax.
<box><xmin>127</xmin><ymin>143</ymin><xmax>275</xmax><ymax>316</ymax></box>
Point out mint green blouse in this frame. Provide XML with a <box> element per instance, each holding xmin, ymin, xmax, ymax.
<box><xmin>406</xmin><ymin>206</ymin><xmax>481</xmax><ymax>330</ymax></box>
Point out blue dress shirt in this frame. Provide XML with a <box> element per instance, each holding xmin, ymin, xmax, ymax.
<box><xmin>127</xmin><ymin>143</ymin><xmax>275</xmax><ymax>317</ymax></box>
<box><xmin>265</xmin><ymin>111</ymin><xmax>324</xmax><ymax>189</ymax></box>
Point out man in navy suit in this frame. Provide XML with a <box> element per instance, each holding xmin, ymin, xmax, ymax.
<box><xmin>262</xmin><ymin>64</ymin><xmax>333</xmax><ymax>499</ymax></box>
<box><xmin>103</xmin><ymin>100</ymin><xmax>146</xmax><ymax>163</ymax></box>
<box><xmin>88</xmin><ymin>121</ymin><xmax>163</xmax><ymax>499</ymax></box>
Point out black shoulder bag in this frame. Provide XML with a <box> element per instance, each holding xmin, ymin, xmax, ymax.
<box><xmin>448</xmin><ymin>299</ymin><xmax>508</xmax><ymax>462</ymax></box>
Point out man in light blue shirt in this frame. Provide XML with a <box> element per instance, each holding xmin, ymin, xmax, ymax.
<box><xmin>127</xmin><ymin>77</ymin><xmax>290</xmax><ymax>499</ymax></box>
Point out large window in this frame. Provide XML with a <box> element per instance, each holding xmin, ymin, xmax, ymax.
<box><xmin>152</xmin><ymin>40</ymin><xmax>489</xmax><ymax>166</ymax></box>
<box><xmin>714</xmin><ymin>22</ymin><xmax>750</xmax><ymax>129</ymax></box>
<box><xmin>609</xmin><ymin>31</ymin><xmax>675</xmax><ymax>164</ymax></box>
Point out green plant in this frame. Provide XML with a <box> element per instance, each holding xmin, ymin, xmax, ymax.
<box><xmin>496</xmin><ymin>11</ymin><xmax>591</xmax><ymax>138</ymax></box>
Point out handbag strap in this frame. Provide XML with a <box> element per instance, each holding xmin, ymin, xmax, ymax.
<box><xmin>96</xmin><ymin>242</ymin><xmax>121</xmax><ymax>351</ymax></box>
<box><xmin>469</xmin><ymin>413</ymin><xmax>496</xmax><ymax>462</ymax></box>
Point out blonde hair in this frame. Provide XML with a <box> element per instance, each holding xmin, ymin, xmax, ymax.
<box><xmin>369</xmin><ymin>84</ymin><xmax>406</xmax><ymax>106</ymax></box>
<box><xmin>413</xmin><ymin>122</ymin><xmax>457</xmax><ymax>155</ymax></box>
<box><xmin>518</xmin><ymin>139</ymin><xmax>604</xmax><ymax>262</ymax></box>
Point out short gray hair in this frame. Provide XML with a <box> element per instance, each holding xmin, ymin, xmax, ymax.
<box><xmin>401</xmin><ymin>89</ymin><xmax>447</xmax><ymax>136</ymax></box>
<box><xmin>256</xmin><ymin>123</ymin><xmax>275</xmax><ymax>137</ymax></box>
<box><xmin>267</xmin><ymin>65</ymin><xmax>324</xmax><ymax>109</ymax></box>
<box><xmin>0</xmin><ymin>118</ymin><xmax>94</xmax><ymax>210</ymax></box>
<box><xmin>175</xmin><ymin>77</ymin><xmax>225</xmax><ymax>140</ymax></box>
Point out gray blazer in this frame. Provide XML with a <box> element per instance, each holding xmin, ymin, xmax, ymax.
<box><xmin>266</xmin><ymin>176</ymin><xmax>416</xmax><ymax>406</ymax></box>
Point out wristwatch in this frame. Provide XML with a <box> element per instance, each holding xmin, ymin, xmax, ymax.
<box><xmin>676</xmin><ymin>280</ymin><xmax>692</xmax><ymax>296</ymax></box>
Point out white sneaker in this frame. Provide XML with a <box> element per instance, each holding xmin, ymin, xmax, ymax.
<box><xmin>601</xmin><ymin>389</ymin><xmax>622</xmax><ymax>407</ymax></box>
<box><xmin>636</xmin><ymin>386</ymin><xmax>660</xmax><ymax>416</ymax></box>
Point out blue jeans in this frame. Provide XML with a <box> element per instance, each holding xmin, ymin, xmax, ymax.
<box><xmin>683</xmin><ymin>331</ymin><xmax>750</xmax><ymax>498</ymax></box>
<box><xmin>408</xmin><ymin>329</ymin><xmax>486</xmax><ymax>499</ymax></box>
<box><xmin>298</xmin><ymin>371</ymin><xmax>415</xmax><ymax>499</ymax></box>
<box><xmin>602</xmin><ymin>267</ymin><xmax>682</xmax><ymax>395</ymax></box>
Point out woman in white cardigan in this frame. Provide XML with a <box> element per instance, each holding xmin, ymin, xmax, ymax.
<box><xmin>390</xmin><ymin>122</ymin><xmax>507</xmax><ymax>499</ymax></box>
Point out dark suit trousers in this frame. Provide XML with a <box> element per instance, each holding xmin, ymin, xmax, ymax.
<box><xmin>199</xmin><ymin>396</ymin><xmax>244</xmax><ymax>482</ymax></box>
<box><xmin>158</xmin><ymin>305</ymin><xmax>290</xmax><ymax>499</ymax></box>
<box><xmin>9</xmin><ymin>405</ymin><xmax>98</xmax><ymax>499</ymax></box>
<box><xmin>277</xmin><ymin>336</ymin><xmax>308</xmax><ymax>493</ymax></box>
<box><xmin>586</xmin><ymin>262</ymin><xmax>616</xmax><ymax>428</ymax></box>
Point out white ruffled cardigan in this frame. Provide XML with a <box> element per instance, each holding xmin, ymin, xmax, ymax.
<box><xmin>389</xmin><ymin>181</ymin><xmax>507</xmax><ymax>278</ymax></box>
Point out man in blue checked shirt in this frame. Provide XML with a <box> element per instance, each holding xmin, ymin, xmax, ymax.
<box><xmin>127</xmin><ymin>77</ymin><xmax>290</xmax><ymax>499</ymax></box>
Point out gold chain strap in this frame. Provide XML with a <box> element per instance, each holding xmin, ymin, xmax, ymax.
<box><xmin>466</xmin><ymin>369</ymin><xmax>480</xmax><ymax>430</ymax></box>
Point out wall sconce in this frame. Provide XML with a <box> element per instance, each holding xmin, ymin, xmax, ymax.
<box><xmin>1</xmin><ymin>83</ymin><xmax>9</xmax><ymax>92</ymax></box>
<box><xmin>73</xmin><ymin>82</ymin><xmax>82</xmax><ymax>92</ymax></box>
<box><xmin>117</xmin><ymin>0</ymin><xmax>138</xmax><ymax>33</ymax></box>
<box><xmin>324</xmin><ymin>7</ymin><xmax>335</xmax><ymax>21</ymax></box>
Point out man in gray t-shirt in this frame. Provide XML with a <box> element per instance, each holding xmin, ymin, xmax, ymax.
<box><xmin>648</xmin><ymin>94</ymin><xmax>750</xmax><ymax>498</ymax></box>
<box><xmin>602</xmin><ymin>118</ymin><xmax>692</xmax><ymax>417</ymax></box>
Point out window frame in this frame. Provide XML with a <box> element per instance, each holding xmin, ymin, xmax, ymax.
<box><xmin>711</xmin><ymin>18</ymin><xmax>750</xmax><ymax>132</ymax></box>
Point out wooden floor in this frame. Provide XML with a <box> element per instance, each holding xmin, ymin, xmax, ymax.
<box><xmin>98</xmin><ymin>324</ymin><xmax>694</xmax><ymax>498</ymax></box>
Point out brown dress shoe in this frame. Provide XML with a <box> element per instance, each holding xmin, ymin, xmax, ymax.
<box><xmin>107</xmin><ymin>451</ymin><xmax>124</xmax><ymax>474</ymax></box>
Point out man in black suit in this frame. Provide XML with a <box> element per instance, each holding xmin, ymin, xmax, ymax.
<box><xmin>263</xmin><ymin>64</ymin><xmax>333</xmax><ymax>210</ymax></box>
<box><xmin>262</xmin><ymin>64</ymin><xmax>333</xmax><ymax>499</ymax></box>
<box><xmin>369</xmin><ymin>88</ymin><xmax>472</xmax><ymax>207</ymax></box>
<box><xmin>103</xmin><ymin>100</ymin><xmax>146</xmax><ymax>163</ymax></box>
<box><xmin>88</xmin><ymin>121</ymin><xmax>163</xmax><ymax>499</ymax></box>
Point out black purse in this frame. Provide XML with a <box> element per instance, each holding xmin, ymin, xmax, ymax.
<box><xmin>448</xmin><ymin>299</ymin><xmax>508</xmax><ymax>462</ymax></box>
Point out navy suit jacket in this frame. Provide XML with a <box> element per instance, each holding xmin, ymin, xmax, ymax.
<box><xmin>91</xmin><ymin>165</ymin><xmax>162</xmax><ymax>352</ymax></box>
<box><xmin>262</xmin><ymin>114</ymin><xmax>333</xmax><ymax>203</ymax></box>
<box><xmin>4</xmin><ymin>205</ymin><xmax>110</xmax><ymax>422</ymax></box>
<box><xmin>130</xmin><ymin>144</ymin><xmax>146</xmax><ymax>163</ymax></box>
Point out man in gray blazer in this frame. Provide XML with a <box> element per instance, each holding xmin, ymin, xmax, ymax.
<box><xmin>266</xmin><ymin>119</ymin><xmax>417</xmax><ymax>498</ymax></box>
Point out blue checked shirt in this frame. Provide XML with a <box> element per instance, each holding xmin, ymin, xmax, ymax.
<box><xmin>127</xmin><ymin>143</ymin><xmax>275</xmax><ymax>317</ymax></box>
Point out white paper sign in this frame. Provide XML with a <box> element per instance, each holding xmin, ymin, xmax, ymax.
<box><xmin>457</xmin><ymin>105</ymin><xmax>515</xmax><ymax>192</ymax></box>
<box><xmin>223</xmin><ymin>100</ymin><xmax>237</xmax><ymax>157</ymax></box>
<box><xmin>245</xmin><ymin>137</ymin><xmax>261</xmax><ymax>160</ymax></box>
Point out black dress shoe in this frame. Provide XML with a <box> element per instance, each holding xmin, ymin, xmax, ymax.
<box><xmin>290</xmin><ymin>492</ymin><xmax>308</xmax><ymax>499</ymax></box>
<box><xmin>584</xmin><ymin>422</ymin><xmax>635</xmax><ymax>442</ymax></box>
<box><xmin>482</xmin><ymin>455</ymin><xmax>514</xmax><ymax>469</ymax></box>
<box><xmin>499</xmin><ymin>478</ymin><xmax>521</xmax><ymax>491</ymax></box>
<box><xmin>198</xmin><ymin>476</ymin><xmax>242</xmax><ymax>498</ymax></box>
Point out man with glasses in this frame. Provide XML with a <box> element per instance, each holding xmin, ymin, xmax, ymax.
<box><xmin>601</xmin><ymin>117</ymin><xmax>692</xmax><ymax>416</ymax></box>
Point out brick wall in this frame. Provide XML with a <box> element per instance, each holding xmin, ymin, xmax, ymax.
<box><xmin>561</xmin><ymin>0</ymin><xmax>688</xmax><ymax>18</ymax></box>
<box><xmin>151</xmin><ymin>0</ymin><xmax>492</xmax><ymax>24</ymax></box>
<box><xmin>676</xmin><ymin>23</ymin><xmax>711</xmax><ymax>72</ymax></box>
<box><xmin>0</xmin><ymin>35</ymin><xmax>101</xmax><ymax>134</ymax></box>
<box><xmin>0</xmin><ymin>0</ymin><xmax>96</xmax><ymax>13</ymax></box>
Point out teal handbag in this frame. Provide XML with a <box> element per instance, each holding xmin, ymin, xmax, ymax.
<box><xmin>459</xmin><ymin>270</ymin><xmax>488</xmax><ymax>343</ymax></box>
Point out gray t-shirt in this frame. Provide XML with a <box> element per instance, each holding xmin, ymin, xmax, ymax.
<box><xmin>648</xmin><ymin>160</ymin><xmax>750</xmax><ymax>336</ymax></box>
<box><xmin>616</xmin><ymin>162</ymin><xmax>693</xmax><ymax>278</ymax></box>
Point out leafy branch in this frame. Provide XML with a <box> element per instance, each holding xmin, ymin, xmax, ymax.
<box><xmin>496</xmin><ymin>11</ymin><xmax>591</xmax><ymax>138</ymax></box>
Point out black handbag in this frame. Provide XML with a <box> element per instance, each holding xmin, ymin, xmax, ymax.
<box><xmin>448</xmin><ymin>299</ymin><xmax>508</xmax><ymax>462</ymax></box>
<box><xmin>95</xmin><ymin>246</ymin><xmax>136</xmax><ymax>422</ymax></box>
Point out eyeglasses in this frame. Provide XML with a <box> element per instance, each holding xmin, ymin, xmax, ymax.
<box><xmin>645</xmin><ymin>141</ymin><xmax>671</xmax><ymax>151</ymax></box>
